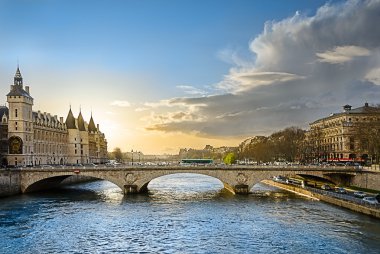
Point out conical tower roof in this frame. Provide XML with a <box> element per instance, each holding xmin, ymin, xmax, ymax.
<box><xmin>14</xmin><ymin>66</ymin><xmax>23</xmax><ymax>86</ymax></box>
<box><xmin>88</xmin><ymin>115</ymin><xmax>97</xmax><ymax>132</ymax></box>
<box><xmin>77</xmin><ymin>111</ymin><xmax>86</xmax><ymax>131</ymax></box>
<box><xmin>65</xmin><ymin>108</ymin><xmax>77</xmax><ymax>129</ymax></box>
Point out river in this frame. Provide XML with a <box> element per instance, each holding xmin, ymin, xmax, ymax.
<box><xmin>1</xmin><ymin>173</ymin><xmax>380</xmax><ymax>253</ymax></box>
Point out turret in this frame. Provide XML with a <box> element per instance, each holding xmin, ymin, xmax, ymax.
<box><xmin>77</xmin><ymin>111</ymin><xmax>86</xmax><ymax>131</ymax></box>
<box><xmin>65</xmin><ymin>108</ymin><xmax>77</xmax><ymax>129</ymax></box>
<box><xmin>88</xmin><ymin>114</ymin><xmax>97</xmax><ymax>133</ymax></box>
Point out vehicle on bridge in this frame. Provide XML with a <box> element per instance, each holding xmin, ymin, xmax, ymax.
<box><xmin>180</xmin><ymin>159</ymin><xmax>213</xmax><ymax>165</ymax></box>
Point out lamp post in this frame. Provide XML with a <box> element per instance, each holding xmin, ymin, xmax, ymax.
<box><xmin>131</xmin><ymin>149</ymin><xmax>134</xmax><ymax>165</ymax></box>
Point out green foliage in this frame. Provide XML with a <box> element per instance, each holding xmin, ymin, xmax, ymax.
<box><xmin>223</xmin><ymin>152</ymin><xmax>236</xmax><ymax>165</ymax></box>
<box><xmin>112</xmin><ymin>147</ymin><xmax>123</xmax><ymax>162</ymax></box>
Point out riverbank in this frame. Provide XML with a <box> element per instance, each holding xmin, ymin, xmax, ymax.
<box><xmin>262</xmin><ymin>179</ymin><xmax>380</xmax><ymax>219</ymax></box>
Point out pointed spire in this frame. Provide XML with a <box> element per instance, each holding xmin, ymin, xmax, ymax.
<box><xmin>65</xmin><ymin>107</ymin><xmax>77</xmax><ymax>129</ymax></box>
<box><xmin>14</xmin><ymin>65</ymin><xmax>23</xmax><ymax>86</ymax></box>
<box><xmin>77</xmin><ymin>111</ymin><xmax>86</xmax><ymax>131</ymax></box>
<box><xmin>88</xmin><ymin>114</ymin><xmax>97</xmax><ymax>133</ymax></box>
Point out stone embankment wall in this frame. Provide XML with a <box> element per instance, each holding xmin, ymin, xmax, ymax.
<box><xmin>0</xmin><ymin>170</ymin><xmax>21</xmax><ymax>197</ymax></box>
<box><xmin>263</xmin><ymin>180</ymin><xmax>380</xmax><ymax>219</ymax></box>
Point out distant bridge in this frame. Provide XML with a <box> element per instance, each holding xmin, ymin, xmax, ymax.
<box><xmin>19</xmin><ymin>165</ymin><xmax>372</xmax><ymax>195</ymax></box>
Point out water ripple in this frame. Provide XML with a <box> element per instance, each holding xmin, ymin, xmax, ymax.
<box><xmin>0</xmin><ymin>174</ymin><xmax>380</xmax><ymax>254</ymax></box>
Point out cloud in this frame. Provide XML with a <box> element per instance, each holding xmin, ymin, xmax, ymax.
<box><xmin>135</xmin><ymin>107</ymin><xmax>149</xmax><ymax>112</ymax></box>
<box><xmin>316</xmin><ymin>46</ymin><xmax>370</xmax><ymax>64</ymax></box>
<box><xmin>177</xmin><ymin>85</ymin><xmax>208</xmax><ymax>96</ymax></box>
<box><xmin>365</xmin><ymin>67</ymin><xmax>380</xmax><ymax>85</ymax></box>
<box><xmin>144</xmin><ymin>0</ymin><xmax>380</xmax><ymax>138</ymax></box>
<box><xmin>216</xmin><ymin>70</ymin><xmax>305</xmax><ymax>93</ymax></box>
<box><xmin>110</xmin><ymin>100</ymin><xmax>131</xmax><ymax>107</ymax></box>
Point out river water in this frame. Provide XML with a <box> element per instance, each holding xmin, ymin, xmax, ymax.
<box><xmin>1</xmin><ymin>174</ymin><xmax>380</xmax><ymax>254</ymax></box>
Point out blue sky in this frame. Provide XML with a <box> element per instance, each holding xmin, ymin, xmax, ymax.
<box><xmin>0</xmin><ymin>0</ymin><xmax>333</xmax><ymax>100</ymax></box>
<box><xmin>2</xmin><ymin>0</ymin><xmax>379</xmax><ymax>154</ymax></box>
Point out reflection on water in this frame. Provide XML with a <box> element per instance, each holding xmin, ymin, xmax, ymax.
<box><xmin>1</xmin><ymin>173</ymin><xmax>380</xmax><ymax>254</ymax></box>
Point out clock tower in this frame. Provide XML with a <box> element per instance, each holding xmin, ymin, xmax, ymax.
<box><xmin>6</xmin><ymin>67</ymin><xmax>34</xmax><ymax>166</ymax></box>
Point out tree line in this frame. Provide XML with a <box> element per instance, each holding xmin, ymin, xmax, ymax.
<box><xmin>236</xmin><ymin>127</ymin><xmax>305</xmax><ymax>163</ymax></box>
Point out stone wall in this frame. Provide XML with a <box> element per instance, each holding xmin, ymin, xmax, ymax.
<box><xmin>0</xmin><ymin>170</ymin><xmax>21</xmax><ymax>197</ymax></box>
<box><xmin>350</xmin><ymin>171</ymin><xmax>380</xmax><ymax>191</ymax></box>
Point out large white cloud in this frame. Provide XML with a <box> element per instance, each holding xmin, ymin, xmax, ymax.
<box><xmin>144</xmin><ymin>0</ymin><xmax>380</xmax><ymax>137</ymax></box>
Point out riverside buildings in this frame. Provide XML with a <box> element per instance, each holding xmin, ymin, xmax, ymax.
<box><xmin>0</xmin><ymin>67</ymin><xmax>108</xmax><ymax>166</ymax></box>
<box><xmin>305</xmin><ymin>103</ymin><xmax>380</xmax><ymax>163</ymax></box>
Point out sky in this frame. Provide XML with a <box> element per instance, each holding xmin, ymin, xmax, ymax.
<box><xmin>1</xmin><ymin>0</ymin><xmax>380</xmax><ymax>154</ymax></box>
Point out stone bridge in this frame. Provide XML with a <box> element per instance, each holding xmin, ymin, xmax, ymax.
<box><xmin>19</xmin><ymin>165</ymin><xmax>365</xmax><ymax>195</ymax></box>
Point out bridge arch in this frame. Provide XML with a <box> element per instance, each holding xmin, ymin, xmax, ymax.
<box><xmin>136</xmin><ymin>172</ymin><xmax>234</xmax><ymax>193</ymax></box>
<box><xmin>21</xmin><ymin>171</ymin><xmax>125</xmax><ymax>193</ymax></box>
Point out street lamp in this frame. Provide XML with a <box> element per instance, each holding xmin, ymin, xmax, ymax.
<box><xmin>131</xmin><ymin>149</ymin><xmax>134</xmax><ymax>165</ymax></box>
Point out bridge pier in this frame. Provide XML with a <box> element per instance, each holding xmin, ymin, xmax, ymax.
<box><xmin>234</xmin><ymin>184</ymin><xmax>249</xmax><ymax>195</ymax></box>
<box><xmin>223</xmin><ymin>183</ymin><xmax>250</xmax><ymax>195</ymax></box>
<box><xmin>124</xmin><ymin>185</ymin><xmax>138</xmax><ymax>195</ymax></box>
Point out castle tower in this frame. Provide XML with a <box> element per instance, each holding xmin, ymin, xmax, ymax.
<box><xmin>6</xmin><ymin>67</ymin><xmax>34</xmax><ymax>166</ymax></box>
<box><xmin>77</xmin><ymin>111</ymin><xmax>89</xmax><ymax>164</ymax></box>
<box><xmin>65</xmin><ymin>107</ymin><xmax>81</xmax><ymax>164</ymax></box>
<box><xmin>88</xmin><ymin>114</ymin><xmax>99</xmax><ymax>163</ymax></box>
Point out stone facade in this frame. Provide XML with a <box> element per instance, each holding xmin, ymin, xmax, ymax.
<box><xmin>305</xmin><ymin>104</ymin><xmax>380</xmax><ymax>163</ymax></box>
<box><xmin>2</xmin><ymin>67</ymin><xmax>108</xmax><ymax>166</ymax></box>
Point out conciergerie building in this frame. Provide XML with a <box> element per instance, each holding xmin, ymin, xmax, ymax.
<box><xmin>0</xmin><ymin>67</ymin><xmax>108</xmax><ymax>166</ymax></box>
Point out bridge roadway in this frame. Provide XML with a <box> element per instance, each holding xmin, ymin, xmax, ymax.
<box><xmin>19</xmin><ymin>165</ymin><xmax>363</xmax><ymax>195</ymax></box>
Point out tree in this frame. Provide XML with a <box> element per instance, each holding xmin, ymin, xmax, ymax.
<box><xmin>223</xmin><ymin>152</ymin><xmax>236</xmax><ymax>165</ymax></box>
<box><xmin>112</xmin><ymin>147</ymin><xmax>123</xmax><ymax>162</ymax></box>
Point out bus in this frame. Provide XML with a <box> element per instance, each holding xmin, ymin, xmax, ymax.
<box><xmin>180</xmin><ymin>159</ymin><xmax>213</xmax><ymax>165</ymax></box>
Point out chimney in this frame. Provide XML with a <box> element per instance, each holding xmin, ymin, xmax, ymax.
<box><xmin>60</xmin><ymin>117</ymin><xmax>63</xmax><ymax>123</ymax></box>
<box><xmin>25</xmin><ymin>86</ymin><xmax>30</xmax><ymax>94</ymax></box>
<box><xmin>343</xmin><ymin>105</ymin><xmax>352</xmax><ymax>112</ymax></box>
<box><xmin>97</xmin><ymin>124</ymin><xmax>100</xmax><ymax>131</ymax></box>
<box><xmin>365</xmin><ymin>102</ymin><xmax>369</xmax><ymax>107</ymax></box>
